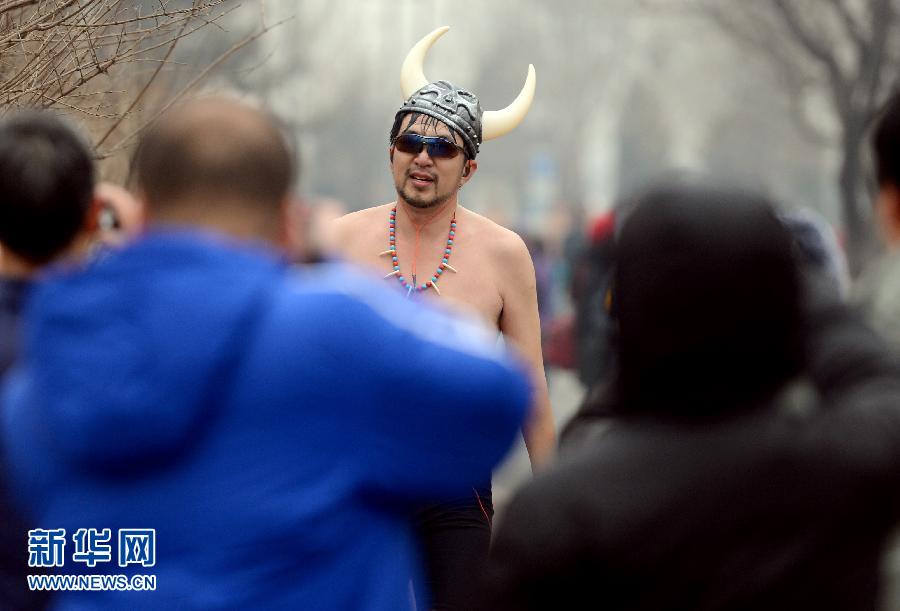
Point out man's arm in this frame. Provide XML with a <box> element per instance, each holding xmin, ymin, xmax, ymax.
<box><xmin>498</xmin><ymin>233</ymin><xmax>557</xmax><ymax>471</ymax></box>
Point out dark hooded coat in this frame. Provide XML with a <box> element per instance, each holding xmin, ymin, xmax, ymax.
<box><xmin>483</xmin><ymin>185</ymin><xmax>900</xmax><ymax>611</ymax></box>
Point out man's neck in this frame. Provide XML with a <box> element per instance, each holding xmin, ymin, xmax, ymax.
<box><xmin>394</xmin><ymin>198</ymin><xmax>458</xmax><ymax>236</ymax></box>
<box><xmin>151</xmin><ymin>208</ymin><xmax>281</xmax><ymax>247</ymax></box>
<box><xmin>0</xmin><ymin>251</ymin><xmax>38</xmax><ymax>279</ymax></box>
<box><xmin>0</xmin><ymin>235</ymin><xmax>90</xmax><ymax>279</ymax></box>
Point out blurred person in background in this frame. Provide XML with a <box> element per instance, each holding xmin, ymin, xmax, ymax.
<box><xmin>780</xmin><ymin>207</ymin><xmax>850</xmax><ymax>299</ymax></box>
<box><xmin>94</xmin><ymin>181</ymin><xmax>143</xmax><ymax>247</ymax></box>
<box><xmin>482</xmin><ymin>183</ymin><xmax>900</xmax><ymax>610</ymax></box>
<box><xmin>0</xmin><ymin>112</ymin><xmax>98</xmax><ymax>377</ymax></box>
<box><xmin>0</xmin><ymin>111</ymin><xmax>99</xmax><ymax>610</ymax></box>
<box><xmin>855</xmin><ymin>92</ymin><xmax>900</xmax><ymax>351</ymax></box>
<box><xmin>570</xmin><ymin>209</ymin><xmax>618</xmax><ymax>391</ymax></box>
<box><xmin>284</xmin><ymin>196</ymin><xmax>346</xmax><ymax>264</ymax></box>
<box><xmin>2</xmin><ymin>96</ymin><xmax>531</xmax><ymax>610</ymax></box>
<box><xmin>330</xmin><ymin>27</ymin><xmax>555</xmax><ymax>611</ymax></box>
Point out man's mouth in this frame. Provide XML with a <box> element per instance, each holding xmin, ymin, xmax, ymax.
<box><xmin>408</xmin><ymin>171</ymin><xmax>435</xmax><ymax>187</ymax></box>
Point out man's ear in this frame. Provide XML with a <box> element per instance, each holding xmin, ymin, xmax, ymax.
<box><xmin>460</xmin><ymin>160</ymin><xmax>477</xmax><ymax>185</ymax></box>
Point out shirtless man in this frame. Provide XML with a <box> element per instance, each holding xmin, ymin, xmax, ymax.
<box><xmin>330</xmin><ymin>27</ymin><xmax>556</xmax><ymax>611</ymax></box>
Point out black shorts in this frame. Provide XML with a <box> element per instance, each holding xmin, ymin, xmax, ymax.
<box><xmin>414</xmin><ymin>487</ymin><xmax>493</xmax><ymax>611</ymax></box>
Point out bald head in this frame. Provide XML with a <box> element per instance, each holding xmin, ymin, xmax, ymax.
<box><xmin>131</xmin><ymin>98</ymin><xmax>294</xmax><ymax>221</ymax></box>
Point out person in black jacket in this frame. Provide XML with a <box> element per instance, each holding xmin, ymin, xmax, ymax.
<box><xmin>0</xmin><ymin>111</ymin><xmax>101</xmax><ymax>610</ymax></box>
<box><xmin>482</xmin><ymin>182</ymin><xmax>900</xmax><ymax>611</ymax></box>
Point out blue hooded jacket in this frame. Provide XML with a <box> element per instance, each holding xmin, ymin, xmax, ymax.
<box><xmin>2</xmin><ymin>230</ymin><xmax>530</xmax><ymax>610</ymax></box>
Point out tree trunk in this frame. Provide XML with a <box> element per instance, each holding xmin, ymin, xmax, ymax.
<box><xmin>839</xmin><ymin>121</ymin><xmax>877</xmax><ymax>275</ymax></box>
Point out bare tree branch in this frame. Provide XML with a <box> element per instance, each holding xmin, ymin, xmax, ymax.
<box><xmin>0</xmin><ymin>0</ymin><xmax>257</xmax><ymax>160</ymax></box>
<box><xmin>698</xmin><ymin>0</ymin><xmax>900</xmax><ymax>269</ymax></box>
<box><xmin>771</xmin><ymin>0</ymin><xmax>847</xmax><ymax>101</ymax></box>
<box><xmin>0</xmin><ymin>0</ymin><xmax>38</xmax><ymax>18</ymax></box>
<box><xmin>95</xmin><ymin>15</ymin><xmax>291</xmax><ymax>160</ymax></box>
<box><xmin>861</xmin><ymin>0</ymin><xmax>895</xmax><ymax>114</ymax></box>
<box><xmin>700</xmin><ymin>3</ymin><xmax>830</xmax><ymax>145</ymax></box>
<box><xmin>824</xmin><ymin>0</ymin><xmax>866</xmax><ymax>50</ymax></box>
<box><xmin>95</xmin><ymin>0</ymin><xmax>199</xmax><ymax>146</ymax></box>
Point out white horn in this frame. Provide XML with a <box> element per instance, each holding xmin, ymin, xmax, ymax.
<box><xmin>482</xmin><ymin>64</ymin><xmax>536</xmax><ymax>141</ymax></box>
<box><xmin>400</xmin><ymin>26</ymin><xmax>450</xmax><ymax>100</ymax></box>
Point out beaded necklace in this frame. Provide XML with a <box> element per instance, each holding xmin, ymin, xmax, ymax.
<box><xmin>381</xmin><ymin>206</ymin><xmax>457</xmax><ymax>297</ymax></box>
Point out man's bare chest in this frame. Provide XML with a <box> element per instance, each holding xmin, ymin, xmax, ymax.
<box><xmin>345</xmin><ymin>232</ymin><xmax>503</xmax><ymax>327</ymax></box>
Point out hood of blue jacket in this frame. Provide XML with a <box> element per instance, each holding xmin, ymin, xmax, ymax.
<box><xmin>20</xmin><ymin>230</ymin><xmax>285</xmax><ymax>470</ymax></box>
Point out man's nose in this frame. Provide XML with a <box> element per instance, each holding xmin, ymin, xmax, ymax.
<box><xmin>413</xmin><ymin>145</ymin><xmax>434</xmax><ymax>165</ymax></box>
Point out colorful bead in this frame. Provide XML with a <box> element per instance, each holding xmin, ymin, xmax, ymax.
<box><xmin>385</xmin><ymin>206</ymin><xmax>456</xmax><ymax>296</ymax></box>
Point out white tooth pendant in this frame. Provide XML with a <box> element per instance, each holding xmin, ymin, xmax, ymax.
<box><xmin>383</xmin><ymin>207</ymin><xmax>457</xmax><ymax>297</ymax></box>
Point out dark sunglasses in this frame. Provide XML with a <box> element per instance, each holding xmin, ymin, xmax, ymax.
<box><xmin>392</xmin><ymin>133</ymin><xmax>464</xmax><ymax>159</ymax></box>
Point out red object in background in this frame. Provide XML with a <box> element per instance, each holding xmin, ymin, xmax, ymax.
<box><xmin>543</xmin><ymin>313</ymin><xmax>577</xmax><ymax>370</ymax></box>
<box><xmin>544</xmin><ymin>210</ymin><xmax>617</xmax><ymax>372</ymax></box>
<box><xmin>589</xmin><ymin>211</ymin><xmax>615</xmax><ymax>244</ymax></box>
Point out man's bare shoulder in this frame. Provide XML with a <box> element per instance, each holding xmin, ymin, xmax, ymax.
<box><xmin>459</xmin><ymin>207</ymin><xmax>531</xmax><ymax>264</ymax></box>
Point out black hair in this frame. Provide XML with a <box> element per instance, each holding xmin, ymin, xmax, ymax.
<box><xmin>874</xmin><ymin>91</ymin><xmax>900</xmax><ymax>187</ymax></box>
<box><xmin>0</xmin><ymin>111</ymin><xmax>95</xmax><ymax>265</ymax></box>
